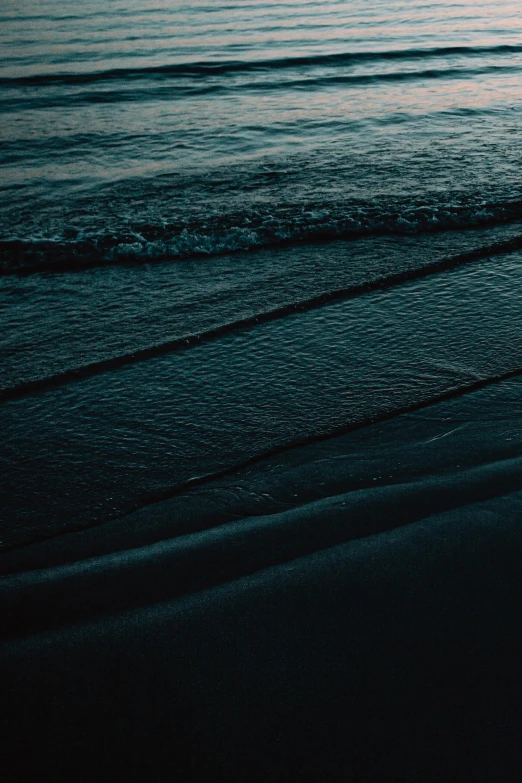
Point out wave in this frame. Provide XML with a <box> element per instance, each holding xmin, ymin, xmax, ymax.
<box><xmin>2</xmin><ymin>64</ymin><xmax>514</xmax><ymax>109</ymax></box>
<box><xmin>3</xmin><ymin>199</ymin><xmax>522</xmax><ymax>275</ymax></box>
<box><xmin>3</xmin><ymin>232</ymin><xmax>522</xmax><ymax>402</ymax></box>
<box><xmin>2</xmin><ymin>43</ymin><xmax>522</xmax><ymax>87</ymax></box>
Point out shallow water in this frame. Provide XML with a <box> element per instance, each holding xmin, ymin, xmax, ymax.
<box><xmin>3</xmin><ymin>247</ymin><xmax>522</xmax><ymax>544</ymax></box>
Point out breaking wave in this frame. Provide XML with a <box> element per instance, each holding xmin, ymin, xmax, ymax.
<box><xmin>3</xmin><ymin>197</ymin><xmax>522</xmax><ymax>274</ymax></box>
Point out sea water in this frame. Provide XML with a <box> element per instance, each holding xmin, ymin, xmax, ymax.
<box><xmin>2</xmin><ymin>0</ymin><xmax>522</xmax><ymax>545</ymax></box>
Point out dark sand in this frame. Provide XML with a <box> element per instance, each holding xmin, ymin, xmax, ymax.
<box><xmin>2</xmin><ymin>377</ymin><xmax>522</xmax><ymax>780</ymax></box>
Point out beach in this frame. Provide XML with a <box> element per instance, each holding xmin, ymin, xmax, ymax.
<box><xmin>3</xmin><ymin>375</ymin><xmax>522</xmax><ymax>780</ymax></box>
<box><xmin>2</xmin><ymin>0</ymin><xmax>522</xmax><ymax>779</ymax></box>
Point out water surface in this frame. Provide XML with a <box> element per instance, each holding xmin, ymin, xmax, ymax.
<box><xmin>2</xmin><ymin>1</ymin><xmax>522</xmax><ymax>547</ymax></box>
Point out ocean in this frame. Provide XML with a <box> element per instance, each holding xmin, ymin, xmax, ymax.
<box><xmin>3</xmin><ymin>0</ymin><xmax>522</xmax><ymax>547</ymax></box>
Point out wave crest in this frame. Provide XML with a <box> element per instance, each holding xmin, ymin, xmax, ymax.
<box><xmin>3</xmin><ymin>43</ymin><xmax>522</xmax><ymax>87</ymax></box>
<box><xmin>3</xmin><ymin>198</ymin><xmax>522</xmax><ymax>274</ymax></box>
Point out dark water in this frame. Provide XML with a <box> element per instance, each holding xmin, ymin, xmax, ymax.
<box><xmin>3</xmin><ymin>1</ymin><xmax>522</xmax><ymax>547</ymax></box>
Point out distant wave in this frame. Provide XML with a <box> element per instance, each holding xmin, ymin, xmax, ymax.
<box><xmin>1</xmin><ymin>65</ymin><xmax>515</xmax><ymax>109</ymax></box>
<box><xmin>2</xmin><ymin>43</ymin><xmax>522</xmax><ymax>86</ymax></box>
<box><xmin>3</xmin><ymin>199</ymin><xmax>522</xmax><ymax>275</ymax></box>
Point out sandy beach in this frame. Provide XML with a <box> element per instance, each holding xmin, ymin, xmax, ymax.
<box><xmin>3</xmin><ymin>376</ymin><xmax>522</xmax><ymax>779</ymax></box>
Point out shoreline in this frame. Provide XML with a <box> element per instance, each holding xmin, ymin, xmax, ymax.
<box><xmin>2</xmin><ymin>372</ymin><xmax>522</xmax><ymax>617</ymax></box>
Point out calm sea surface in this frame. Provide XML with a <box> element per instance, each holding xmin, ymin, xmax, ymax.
<box><xmin>3</xmin><ymin>1</ymin><xmax>522</xmax><ymax>545</ymax></box>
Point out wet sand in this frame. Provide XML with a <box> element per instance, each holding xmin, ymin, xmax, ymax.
<box><xmin>2</xmin><ymin>376</ymin><xmax>522</xmax><ymax>780</ymax></box>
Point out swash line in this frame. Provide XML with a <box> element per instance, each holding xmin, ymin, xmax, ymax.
<box><xmin>101</xmin><ymin>365</ymin><xmax>522</xmax><ymax>529</ymax></box>
<box><xmin>4</xmin><ymin>364</ymin><xmax>522</xmax><ymax>562</ymax></box>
